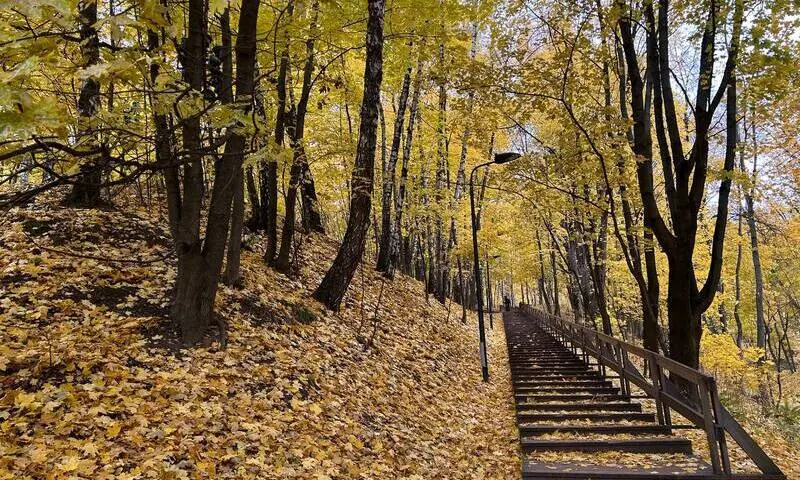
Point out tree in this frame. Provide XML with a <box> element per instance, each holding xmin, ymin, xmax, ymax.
<box><xmin>276</xmin><ymin>0</ymin><xmax>320</xmax><ymax>273</ymax></box>
<box><xmin>262</xmin><ymin>0</ymin><xmax>293</xmax><ymax>265</ymax></box>
<box><xmin>166</xmin><ymin>0</ymin><xmax>261</xmax><ymax>343</ymax></box>
<box><xmin>314</xmin><ymin>0</ymin><xmax>385</xmax><ymax>310</ymax></box>
<box><xmin>376</xmin><ymin>66</ymin><xmax>412</xmax><ymax>274</ymax></box>
<box><xmin>66</xmin><ymin>0</ymin><xmax>103</xmax><ymax>206</ymax></box>
<box><xmin>741</xmin><ymin>120</ymin><xmax>766</xmax><ymax>350</ymax></box>
<box><xmin>617</xmin><ymin>0</ymin><xmax>743</xmax><ymax>368</ymax></box>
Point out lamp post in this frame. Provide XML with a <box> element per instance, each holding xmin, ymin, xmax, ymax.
<box><xmin>469</xmin><ymin>151</ymin><xmax>521</xmax><ymax>382</ymax></box>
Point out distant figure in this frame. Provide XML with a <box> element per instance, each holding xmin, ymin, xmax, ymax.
<box><xmin>504</xmin><ymin>295</ymin><xmax>511</xmax><ymax>311</ymax></box>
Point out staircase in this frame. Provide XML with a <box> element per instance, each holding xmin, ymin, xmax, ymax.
<box><xmin>504</xmin><ymin>308</ymin><xmax>786</xmax><ymax>480</ymax></box>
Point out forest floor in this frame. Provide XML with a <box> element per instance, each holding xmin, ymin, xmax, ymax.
<box><xmin>0</xmin><ymin>192</ymin><xmax>519</xmax><ymax>479</ymax></box>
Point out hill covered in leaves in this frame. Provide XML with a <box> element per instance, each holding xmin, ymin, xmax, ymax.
<box><xmin>0</xmin><ymin>195</ymin><xmax>519</xmax><ymax>479</ymax></box>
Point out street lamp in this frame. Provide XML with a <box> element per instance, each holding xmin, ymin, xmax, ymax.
<box><xmin>469</xmin><ymin>151</ymin><xmax>521</xmax><ymax>382</ymax></box>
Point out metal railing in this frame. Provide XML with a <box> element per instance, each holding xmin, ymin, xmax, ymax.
<box><xmin>520</xmin><ymin>305</ymin><xmax>785</xmax><ymax>478</ymax></box>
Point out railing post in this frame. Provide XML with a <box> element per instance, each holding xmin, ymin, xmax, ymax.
<box><xmin>594</xmin><ymin>330</ymin><xmax>606</xmax><ymax>377</ymax></box>
<box><xmin>570</xmin><ymin>325</ymin><xmax>577</xmax><ymax>356</ymax></box>
<box><xmin>657</xmin><ymin>364</ymin><xmax>672</xmax><ymax>430</ymax></box>
<box><xmin>580</xmin><ymin>328</ymin><xmax>589</xmax><ymax>364</ymax></box>
<box><xmin>699</xmin><ymin>378</ymin><xmax>724</xmax><ymax>474</ymax></box>
<box><xmin>618</xmin><ymin>345</ymin><xmax>631</xmax><ymax>398</ymax></box>
<box><xmin>708</xmin><ymin>378</ymin><xmax>731</xmax><ymax>475</ymax></box>
<box><xmin>648</xmin><ymin>357</ymin><xmax>667</xmax><ymax>428</ymax></box>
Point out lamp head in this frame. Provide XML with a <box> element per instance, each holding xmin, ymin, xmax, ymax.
<box><xmin>493</xmin><ymin>152</ymin><xmax>522</xmax><ymax>164</ymax></box>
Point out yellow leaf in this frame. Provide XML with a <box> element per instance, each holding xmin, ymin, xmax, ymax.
<box><xmin>309</xmin><ymin>403</ymin><xmax>322</xmax><ymax>416</ymax></box>
<box><xmin>348</xmin><ymin>435</ymin><xmax>364</xmax><ymax>449</ymax></box>
<box><xmin>58</xmin><ymin>456</ymin><xmax>80</xmax><ymax>472</ymax></box>
<box><xmin>196</xmin><ymin>461</ymin><xmax>216</xmax><ymax>475</ymax></box>
<box><xmin>106</xmin><ymin>422</ymin><xmax>122</xmax><ymax>438</ymax></box>
<box><xmin>82</xmin><ymin>443</ymin><xmax>99</xmax><ymax>456</ymax></box>
<box><xmin>15</xmin><ymin>391</ymin><xmax>36</xmax><ymax>409</ymax></box>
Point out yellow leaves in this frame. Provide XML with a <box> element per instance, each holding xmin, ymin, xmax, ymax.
<box><xmin>701</xmin><ymin>333</ymin><xmax>769</xmax><ymax>391</ymax></box>
<box><xmin>33</xmin><ymin>305</ymin><xmax>48</xmax><ymax>320</ymax></box>
<box><xmin>139</xmin><ymin>0</ymin><xmax>170</xmax><ymax>28</ymax></box>
<box><xmin>290</xmin><ymin>398</ymin><xmax>303</xmax><ymax>411</ymax></box>
<box><xmin>309</xmin><ymin>403</ymin><xmax>323</xmax><ymax>416</ymax></box>
<box><xmin>371</xmin><ymin>439</ymin><xmax>384</xmax><ymax>452</ymax></box>
<box><xmin>196</xmin><ymin>460</ymin><xmax>216</xmax><ymax>476</ymax></box>
<box><xmin>105</xmin><ymin>422</ymin><xmax>122</xmax><ymax>438</ymax></box>
<box><xmin>58</xmin><ymin>455</ymin><xmax>81</xmax><ymax>472</ymax></box>
<box><xmin>0</xmin><ymin>204</ymin><xmax>521</xmax><ymax>479</ymax></box>
<box><xmin>14</xmin><ymin>391</ymin><xmax>37</xmax><ymax>409</ymax></box>
<box><xmin>77</xmin><ymin>59</ymin><xmax>137</xmax><ymax>83</ymax></box>
<box><xmin>347</xmin><ymin>434</ymin><xmax>364</xmax><ymax>450</ymax></box>
<box><xmin>82</xmin><ymin>443</ymin><xmax>99</xmax><ymax>456</ymax></box>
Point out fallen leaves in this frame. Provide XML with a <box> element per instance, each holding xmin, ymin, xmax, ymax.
<box><xmin>0</xmin><ymin>198</ymin><xmax>519</xmax><ymax>479</ymax></box>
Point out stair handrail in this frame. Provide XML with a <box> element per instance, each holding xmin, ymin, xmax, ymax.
<box><xmin>519</xmin><ymin>305</ymin><xmax>785</xmax><ymax>478</ymax></box>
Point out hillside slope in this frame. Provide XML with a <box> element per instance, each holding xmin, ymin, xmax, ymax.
<box><xmin>0</xmin><ymin>196</ymin><xmax>519</xmax><ymax>479</ymax></box>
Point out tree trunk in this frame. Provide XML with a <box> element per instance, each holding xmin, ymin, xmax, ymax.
<box><xmin>67</xmin><ymin>0</ymin><xmax>103</xmax><ymax>206</ymax></box>
<box><xmin>224</xmin><ymin>165</ymin><xmax>245</xmax><ymax>286</ymax></box>
<box><xmin>300</xmin><ymin>163</ymin><xmax>324</xmax><ymax>233</ymax></box>
<box><xmin>276</xmin><ymin>0</ymin><xmax>319</xmax><ymax>273</ymax></box>
<box><xmin>457</xmin><ymin>256</ymin><xmax>467</xmax><ymax>323</ymax></box>
<box><xmin>536</xmin><ymin>230</ymin><xmax>552</xmax><ymax>313</ymax></box>
<box><xmin>377</xmin><ymin>67</ymin><xmax>412</xmax><ymax>274</ymax></box>
<box><xmin>390</xmin><ymin>57</ymin><xmax>423</xmax><ymax>274</ymax></box>
<box><xmin>433</xmin><ymin>35</ymin><xmax>448</xmax><ymax>303</ymax></box>
<box><xmin>734</xmin><ymin>184</ymin><xmax>744</xmax><ymax>348</ymax></box>
<box><xmin>220</xmin><ymin>9</ymin><xmax>244</xmax><ymax>287</ymax></box>
<box><xmin>245</xmin><ymin>166</ymin><xmax>260</xmax><ymax>228</ymax></box>
<box><xmin>643</xmin><ymin>225</ymin><xmax>661</xmax><ymax>352</ymax></box>
<box><xmin>169</xmin><ymin>0</ymin><xmax>261</xmax><ymax>344</ymax></box>
<box><xmin>263</xmin><ymin>0</ymin><xmax>293</xmax><ymax>265</ymax></box>
<box><xmin>314</xmin><ymin>0</ymin><xmax>385</xmax><ymax>310</ymax></box>
<box><xmin>666</xmin><ymin>250</ymin><xmax>702</xmax><ymax>369</ymax></box>
<box><xmin>742</xmin><ymin>123</ymin><xmax>766</xmax><ymax>350</ymax></box>
<box><xmin>170</xmin><ymin>0</ymin><xmax>209</xmax><ymax>344</ymax></box>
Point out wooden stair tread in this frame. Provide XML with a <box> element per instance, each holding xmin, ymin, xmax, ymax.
<box><xmin>515</xmin><ymin>393</ymin><xmax>631</xmax><ymax>401</ymax></box>
<box><xmin>515</xmin><ymin>385</ymin><xmax>618</xmax><ymax>392</ymax></box>
<box><xmin>522</xmin><ymin>461</ymin><xmax>785</xmax><ymax>480</ymax></box>
<box><xmin>519</xmin><ymin>423</ymin><xmax>670</xmax><ymax>435</ymax></box>
<box><xmin>520</xmin><ymin>437</ymin><xmax>693</xmax><ymax>454</ymax></box>
<box><xmin>515</xmin><ymin>402</ymin><xmax>642</xmax><ymax>412</ymax></box>
<box><xmin>518</xmin><ymin>411</ymin><xmax>655</xmax><ymax>422</ymax></box>
<box><xmin>522</xmin><ymin>461</ymin><xmax>709</xmax><ymax>479</ymax></box>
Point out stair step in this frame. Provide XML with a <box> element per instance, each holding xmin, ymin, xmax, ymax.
<box><xmin>518</xmin><ymin>412</ymin><xmax>655</xmax><ymax>422</ymax></box>
<box><xmin>515</xmin><ymin>386</ymin><xmax>619</xmax><ymax>394</ymax></box>
<box><xmin>516</xmin><ymin>393</ymin><xmax>631</xmax><ymax>401</ymax></box>
<box><xmin>512</xmin><ymin>368</ymin><xmax>594</xmax><ymax>374</ymax></box>
<box><xmin>520</xmin><ymin>437</ymin><xmax>692</xmax><ymax>454</ymax></box>
<box><xmin>511</xmin><ymin>362</ymin><xmax>588</xmax><ymax>367</ymax></box>
<box><xmin>513</xmin><ymin>374</ymin><xmax>605</xmax><ymax>380</ymax></box>
<box><xmin>510</xmin><ymin>358</ymin><xmax>584</xmax><ymax>362</ymax></box>
<box><xmin>516</xmin><ymin>402</ymin><xmax>642</xmax><ymax>412</ymax></box>
<box><xmin>514</xmin><ymin>380</ymin><xmax>612</xmax><ymax>387</ymax></box>
<box><xmin>511</xmin><ymin>365</ymin><xmax>592</xmax><ymax>369</ymax></box>
<box><xmin>520</xmin><ymin>461</ymin><xmax>739</xmax><ymax>479</ymax></box>
<box><xmin>519</xmin><ymin>423</ymin><xmax>670</xmax><ymax>435</ymax></box>
<box><xmin>510</xmin><ymin>355</ymin><xmax>586</xmax><ymax>358</ymax></box>
<box><xmin>509</xmin><ymin>356</ymin><xmax>579</xmax><ymax>360</ymax></box>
